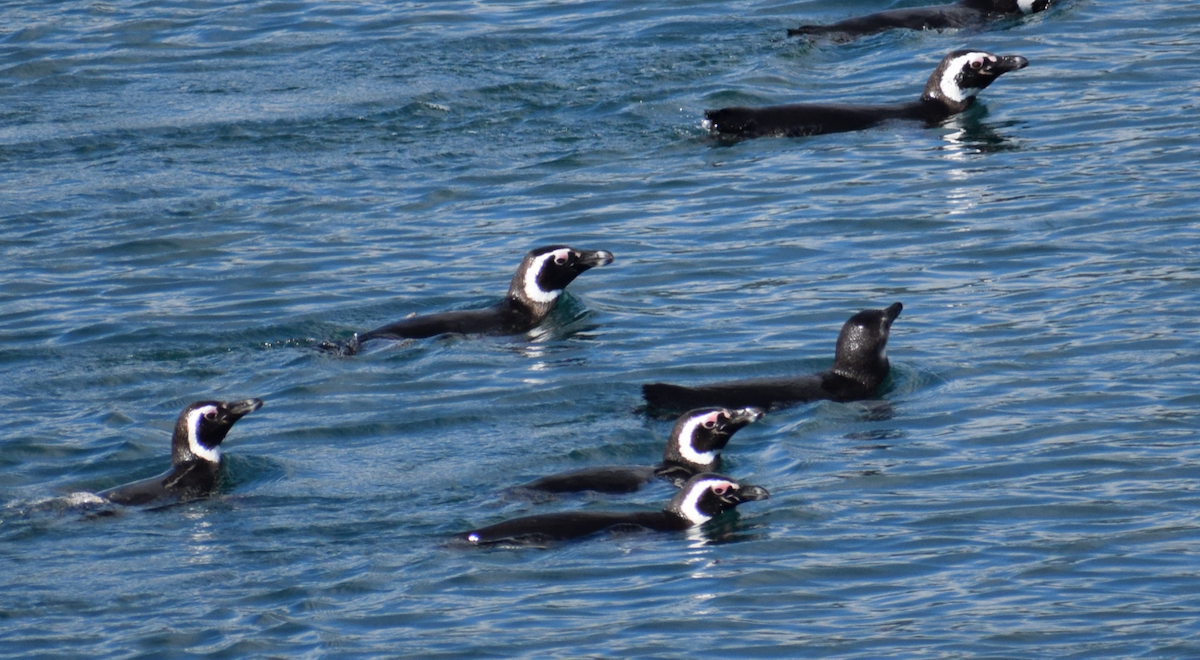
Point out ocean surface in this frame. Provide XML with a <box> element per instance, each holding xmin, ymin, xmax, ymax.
<box><xmin>3</xmin><ymin>0</ymin><xmax>1199</xmax><ymax>657</ymax></box>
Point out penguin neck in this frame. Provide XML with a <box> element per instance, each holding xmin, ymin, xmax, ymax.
<box><xmin>918</xmin><ymin>94</ymin><xmax>974</xmax><ymax>119</ymax></box>
<box><xmin>831</xmin><ymin>352</ymin><xmax>889</xmax><ymax>390</ymax></box>
<box><xmin>659</xmin><ymin>454</ymin><xmax>719</xmax><ymax>476</ymax></box>
<box><xmin>502</xmin><ymin>293</ymin><xmax>552</xmax><ymax>325</ymax></box>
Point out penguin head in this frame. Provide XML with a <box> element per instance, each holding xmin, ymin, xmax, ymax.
<box><xmin>832</xmin><ymin>302</ymin><xmax>902</xmax><ymax>385</ymax></box>
<box><xmin>666</xmin><ymin>473</ymin><xmax>770</xmax><ymax>526</ymax></box>
<box><xmin>663</xmin><ymin>407</ymin><xmax>764</xmax><ymax>472</ymax></box>
<box><xmin>170</xmin><ymin>398</ymin><xmax>263</xmax><ymax>466</ymax></box>
<box><xmin>508</xmin><ymin>245</ymin><xmax>615</xmax><ymax>313</ymax></box>
<box><xmin>921</xmin><ymin>50</ymin><xmax>1029</xmax><ymax>112</ymax></box>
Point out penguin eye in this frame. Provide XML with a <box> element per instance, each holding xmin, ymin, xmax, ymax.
<box><xmin>711</xmin><ymin>484</ymin><xmax>729</xmax><ymax>496</ymax></box>
<box><xmin>702</xmin><ymin>419</ymin><xmax>717</xmax><ymax>429</ymax></box>
<box><xmin>203</xmin><ymin>411</ymin><xmax>217</xmax><ymax>421</ymax></box>
<box><xmin>554</xmin><ymin>256</ymin><xmax>568</xmax><ymax>265</ymax></box>
<box><xmin>970</xmin><ymin>59</ymin><xmax>983</xmax><ymax>70</ymax></box>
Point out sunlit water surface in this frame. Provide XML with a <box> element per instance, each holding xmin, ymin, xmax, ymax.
<box><xmin>3</xmin><ymin>0</ymin><xmax>1199</xmax><ymax>657</ymax></box>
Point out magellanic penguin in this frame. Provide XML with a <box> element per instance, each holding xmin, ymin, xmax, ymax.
<box><xmin>788</xmin><ymin>0</ymin><xmax>1051</xmax><ymax>39</ymax></box>
<box><xmin>520</xmin><ymin>407</ymin><xmax>764</xmax><ymax>495</ymax></box>
<box><xmin>643</xmin><ymin>303</ymin><xmax>902</xmax><ymax>413</ymax></box>
<box><xmin>461</xmin><ymin>473</ymin><xmax>770</xmax><ymax>546</ymax></box>
<box><xmin>321</xmin><ymin>245</ymin><xmax>614</xmax><ymax>355</ymax></box>
<box><xmin>97</xmin><ymin>399</ymin><xmax>263</xmax><ymax>506</ymax></box>
<box><xmin>704</xmin><ymin>50</ymin><xmax>1028</xmax><ymax>139</ymax></box>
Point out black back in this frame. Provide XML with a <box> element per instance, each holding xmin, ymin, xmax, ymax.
<box><xmin>642</xmin><ymin>303</ymin><xmax>902</xmax><ymax>413</ymax></box>
<box><xmin>332</xmin><ymin>245</ymin><xmax>613</xmax><ymax>352</ymax></box>
<box><xmin>788</xmin><ymin>0</ymin><xmax>1049</xmax><ymax>38</ymax></box>
<box><xmin>97</xmin><ymin>398</ymin><xmax>262</xmax><ymax>506</ymax></box>
<box><xmin>518</xmin><ymin>407</ymin><xmax>762</xmax><ymax>495</ymax></box>
<box><xmin>705</xmin><ymin>51</ymin><xmax>1028</xmax><ymax>139</ymax></box>
<box><xmin>462</xmin><ymin>473</ymin><xmax>769</xmax><ymax>546</ymax></box>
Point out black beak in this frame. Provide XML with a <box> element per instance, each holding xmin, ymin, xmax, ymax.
<box><xmin>732</xmin><ymin>484</ymin><xmax>771</xmax><ymax>503</ymax></box>
<box><xmin>883</xmin><ymin>302</ymin><xmax>903</xmax><ymax>322</ymax></box>
<box><xmin>223</xmin><ymin>398</ymin><xmax>264</xmax><ymax>422</ymax></box>
<box><xmin>990</xmin><ymin>55</ymin><xmax>1029</xmax><ymax>75</ymax></box>
<box><xmin>576</xmin><ymin>249</ymin><xmax>615</xmax><ymax>270</ymax></box>
<box><xmin>726</xmin><ymin>407</ymin><xmax>765</xmax><ymax>429</ymax></box>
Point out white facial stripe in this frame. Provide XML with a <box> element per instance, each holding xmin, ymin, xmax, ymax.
<box><xmin>677</xmin><ymin>414</ymin><xmax>720</xmax><ymax>466</ymax></box>
<box><xmin>1017</xmin><ymin>0</ymin><xmax>1036</xmax><ymax>13</ymax></box>
<box><xmin>522</xmin><ymin>249</ymin><xmax>570</xmax><ymax>304</ymax></box>
<box><xmin>939</xmin><ymin>53</ymin><xmax>990</xmax><ymax>102</ymax></box>
<box><xmin>678</xmin><ymin>479</ymin><xmax>736</xmax><ymax>525</ymax></box>
<box><xmin>187</xmin><ymin>406</ymin><xmax>221</xmax><ymax>463</ymax></box>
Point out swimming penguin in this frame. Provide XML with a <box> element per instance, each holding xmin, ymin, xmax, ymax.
<box><xmin>462</xmin><ymin>473</ymin><xmax>770</xmax><ymax>546</ymax></box>
<box><xmin>96</xmin><ymin>398</ymin><xmax>263</xmax><ymax>506</ymax></box>
<box><xmin>643</xmin><ymin>303</ymin><xmax>902</xmax><ymax>413</ymax></box>
<box><xmin>788</xmin><ymin>0</ymin><xmax>1050</xmax><ymax>39</ymax></box>
<box><xmin>704</xmin><ymin>50</ymin><xmax>1028</xmax><ymax>139</ymax></box>
<box><xmin>321</xmin><ymin>245</ymin><xmax>615</xmax><ymax>354</ymax></box>
<box><xmin>520</xmin><ymin>407</ymin><xmax>764</xmax><ymax>494</ymax></box>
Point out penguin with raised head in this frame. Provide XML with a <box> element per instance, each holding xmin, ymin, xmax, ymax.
<box><xmin>97</xmin><ymin>398</ymin><xmax>263</xmax><ymax>506</ymax></box>
<box><xmin>788</xmin><ymin>0</ymin><xmax>1050</xmax><ymax>39</ymax></box>
<box><xmin>462</xmin><ymin>473</ymin><xmax>770</xmax><ymax>546</ymax></box>
<box><xmin>520</xmin><ymin>407</ymin><xmax>764</xmax><ymax>495</ymax></box>
<box><xmin>321</xmin><ymin>245</ymin><xmax>614</xmax><ymax>354</ymax></box>
<box><xmin>643</xmin><ymin>303</ymin><xmax>902</xmax><ymax>413</ymax></box>
<box><xmin>704</xmin><ymin>50</ymin><xmax>1028</xmax><ymax>139</ymax></box>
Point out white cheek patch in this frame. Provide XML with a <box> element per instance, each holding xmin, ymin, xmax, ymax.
<box><xmin>1017</xmin><ymin>0</ymin><xmax>1037</xmax><ymax>13</ymax></box>
<box><xmin>677</xmin><ymin>413</ymin><xmax>721</xmax><ymax>466</ymax></box>
<box><xmin>939</xmin><ymin>53</ymin><xmax>991</xmax><ymax>102</ymax></box>
<box><xmin>187</xmin><ymin>406</ymin><xmax>222</xmax><ymax>463</ymax></box>
<box><xmin>678</xmin><ymin>478</ymin><xmax>736</xmax><ymax>525</ymax></box>
<box><xmin>523</xmin><ymin>249</ymin><xmax>571</xmax><ymax>304</ymax></box>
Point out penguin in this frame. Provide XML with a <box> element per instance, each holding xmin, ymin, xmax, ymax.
<box><xmin>461</xmin><ymin>473</ymin><xmax>770</xmax><ymax>546</ymax></box>
<box><xmin>520</xmin><ymin>407</ymin><xmax>764</xmax><ymax>495</ymax></box>
<box><xmin>321</xmin><ymin>245</ymin><xmax>614</xmax><ymax>355</ymax></box>
<box><xmin>96</xmin><ymin>398</ymin><xmax>263</xmax><ymax>506</ymax></box>
<box><xmin>643</xmin><ymin>302</ymin><xmax>902</xmax><ymax>413</ymax></box>
<box><xmin>788</xmin><ymin>0</ymin><xmax>1050</xmax><ymax>39</ymax></box>
<box><xmin>704</xmin><ymin>50</ymin><xmax>1028</xmax><ymax>139</ymax></box>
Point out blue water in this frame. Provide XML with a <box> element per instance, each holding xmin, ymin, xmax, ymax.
<box><xmin>3</xmin><ymin>0</ymin><xmax>1200</xmax><ymax>657</ymax></box>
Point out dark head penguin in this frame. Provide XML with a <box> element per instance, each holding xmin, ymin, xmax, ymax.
<box><xmin>463</xmin><ymin>472</ymin><xmax>770</xmax><ymax>546</ymax></box>
<box><xmin>829</xmin><ymin>302</ymin><xmax>903</xmax><ymax>394</ymax></box>
<box><xmin>325</xmin><ymin>245</ymin><xmax>614</xmax><ymax>354</ymax></box>
<box><xmin>98</xmin><ymin>398</ymin><xmax>263</xmax><ymax>506</ymax></box>
<box><xmin>643</xmin><ymin>303</ymin><xmax>903</xmax><ymax>413</ymax></box>
<box><xmin>520</xmin><ymin>407</ymin><xmax>765</xmax><ymax>495</ymax></box>
<box><xmin>704</xmin><ymin>51</ymin><xmax>1027</xmax><ymax>139</ymax></box>
<box><xmin>665</xmin><ymin>473</ymin><xmax>771</xmax><ymax>528</ymax></box>
<box><xmin>788</xmin><ymin>0</ymin><xmax>1051</xmax><ymax>39</ymax></box>
<box><xmin>507</xmin><ymin>245</ymin><xmax>616</xmax><ymax>322</ymax></box>
<box><xmin>656</xmin><ymin>407</ymin><xmax>764</xmax><ymax>484</ymax></box>
<box><xmin>920</xmin><ymin>50</ymin><xmax>1031</xmax><ymax>114</ymax></box>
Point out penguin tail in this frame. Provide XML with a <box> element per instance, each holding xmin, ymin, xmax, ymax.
<box><xmin>316</xmin><ymin>333</ymin><xmax>361</xmax><ymax>357</ymax></box>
